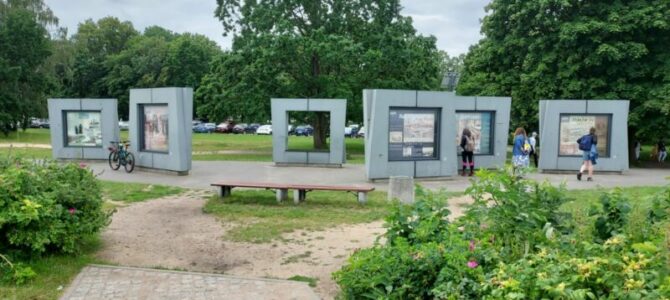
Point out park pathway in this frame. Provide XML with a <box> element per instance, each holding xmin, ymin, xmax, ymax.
<box><xmin>60</xmin><ymin>265</ymin><xmax>320</xmax><ymax>300</ymax></box>
<box><xmin>90</xmin><ymin>160</ymin><xmax>670</xmax><ymax>192</ymax></box>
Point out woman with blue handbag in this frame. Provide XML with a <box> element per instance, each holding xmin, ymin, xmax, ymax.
<box><xmin>577</xmin><ymin>127</ymin><xmax>598</xmax><ymax>182</ymax></box>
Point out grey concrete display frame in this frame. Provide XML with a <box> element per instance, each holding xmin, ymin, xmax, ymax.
<box><xmin>48</xmin><ymin>98</ymin><xmax>119</xmax><ymax>160</ymax></box>
<box><xmin>271</xmin><ymin>98</ymin><xmax>347</xmax><ymax>167</ymax></box>
<box><xmin>129</xmin><ymin>87</ymin><xmax>193</xmax><ymax>175</ymax></box>
<box><xmin>538</xmin><ymin>100</ymin><xmax>629</xmax><ymax>173</ymax></box>
<box><xmin>363</xmin><ymin>89</ymin><xmax>511</xmax><ymax>180</ymax></box>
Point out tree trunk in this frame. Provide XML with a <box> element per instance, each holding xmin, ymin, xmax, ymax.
<box><xmin>310</xmin><ymin>51</ymin><xmax>329</xmax><ymax>150</ymax></box>
<box><xmin>313</xmin><ymin>112</ymin><xmax>329</xmax><ymax>150</ymax></box>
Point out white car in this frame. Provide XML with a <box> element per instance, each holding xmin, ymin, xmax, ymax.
<box><xmin>118</xmin><ymin>120</ymin><xmax>129</xmax><ymax>131</ymax></box>
<box><xmin>256</xmin><ymin>125</ymin><xmax>272</xmax><ymax>135</ymax></box>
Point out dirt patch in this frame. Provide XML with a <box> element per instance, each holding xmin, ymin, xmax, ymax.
<box><xmin>97</xmin><ymin>191</ymin><xmax>473</xmax><ymax>299</ymax></box>
<box><xmin>97</xmin><ymin>190</ymin><xmax>385</xmax><ymax>299</ymax></box>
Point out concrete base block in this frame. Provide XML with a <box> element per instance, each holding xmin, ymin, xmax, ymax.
<box><xmin>388</xmin><ymin>176</ymin><xmax>415</xmax><ymax>204</ymax></box>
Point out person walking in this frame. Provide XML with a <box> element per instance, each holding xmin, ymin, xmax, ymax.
<box><xmin>577</xmin><ymin>127</ymin><xmax>598</xmax><ymax>181</ymax></box>
<box><xmin>659</xmin><ymin>139</ymin><xmax>667</xmax><ymax>163</ymax></box>
<box><xmin>460</xmin><ymin>128</ymin><xmax>475</xmax><ymax>176</ymax></box>
<box><xmin>512</xmin><ymin>127</ymin><xmax>530</xmax><ymax>174</ymax></box>
<box><xmin>634</xmin><ymin>140</ymin><xmax>641</xmax><ymax>161</ymax></box>
<box><xmin>529</xmin><ymin>132</ymin><xmax>539</xmax><ymax>167</ymax></box>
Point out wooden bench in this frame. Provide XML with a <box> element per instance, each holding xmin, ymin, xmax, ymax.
<box><xmin>210</xmin><ymin>181</ymin><xmax>375</xmax><ymax>204</ymax></box>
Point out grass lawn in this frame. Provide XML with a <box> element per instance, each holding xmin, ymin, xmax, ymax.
<box><xmin>0</xmin><ymin>129</ymin><xmax>367</xmax><ymax>163</ymax></box>
<box><xmin>562</xmin><ymin>186</ymin><xmax>667</xmax><ymax>240</ymax></box>
<box><xmin>99</xmin><ymin>181</ymin><xmax>185</xmax><ymax>203</ymax></box>
<box><xmin>0</xmin><ymin>237</ymin><xmax>104</xmax><ymax>300</ymax></box>
<box><xmin>204</xmin><ymin>190</ymin><xmax>392</xmax><ymax>243</ymax></box>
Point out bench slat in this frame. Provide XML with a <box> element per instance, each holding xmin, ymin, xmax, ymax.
<box><xmin>211</xmin><ymin>182</ymin><xmax>375</xmax><ymax>192</ymax></box>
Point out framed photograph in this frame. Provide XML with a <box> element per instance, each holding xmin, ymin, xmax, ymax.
<box><xmin>558</xmin><ymin>114</ymin><xmax>611</xmax><ymax>157</ymax></box>
<box><xmin>64</xmin><ymin>111</ymin><xmax>102</xmax><ymax>147</ymax></box>
<box><xmin>140</xmin><ymin>104</ymin><xmax>169</xmax><ymax>153</ymax></box>
<box><xmin>388</xmin><ymin>108</ymin><xmax>440</xmax><ymax>161</ymax></box>
<box><xmin>455</xmin><ymin>111</ymin><xmax>495</xmax><ymax>155</ymax></box>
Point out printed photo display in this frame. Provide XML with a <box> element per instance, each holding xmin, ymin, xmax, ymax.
<box><xmin>142</xmin><ymin>105</ymin><xmax>169</xmax><ymax>152</ymax></box>
<box><xmin>66</xmin><ymin>111</ymin><xmax>102</xmax><ymax>147</ymax></box>
<box><xmin>558</xmin><ymin>115</ymin><xmax>610</xmax><ymax>156</ymax></box>
<box><xmin>455</xmin><ymin>112</ymin><xmax>493</xmax><ymax>154</ymax></box>
<box><xmin>388</xmin><ymin>108</ymin><xmax>439</xmax><ymax>160</ymax></box>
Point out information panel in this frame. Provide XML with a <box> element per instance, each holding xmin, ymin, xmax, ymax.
<box><xmin>64</xmin><ymin>111</ymin><xmax>102</xmax><ymax>147</ymax></box>
<box><xmin>388</xmin><ymin>108</ymin><xmax>440</xmax><ymax>161</ymax></box>
<box><xmin>141</xmin><ymin>104</ymin><xmax>169</xmax><ymax>153</ymax></box>
<box><xmin>456</xmin><ymin>111</ymin><xmax>494</xmax><ymax>155</ymax></box>
<box><xmin>558</xmin><ymin>114</ymin><xmax>611</xmax><ymax>156</ymax></box>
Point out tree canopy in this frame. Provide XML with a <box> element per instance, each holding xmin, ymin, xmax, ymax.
<box><xmin>0</xmin><ymin>0</ymin><xmax>52</xmax><ymax>133</ymax></box>
<box><xmin>200</xmin><ymin>0</ymin><xmax>442</xmax><ymax>147</ymax></box>
<box><xmin>458</xmin><ymin>0</ymin><xmax>670</xmax><ymax>143</ymax></box>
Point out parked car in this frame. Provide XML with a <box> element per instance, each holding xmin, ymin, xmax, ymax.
<box><xmin>256</xmin><ymin>124</ymin><xmax>273</xmax><ymax>135</ymax></box>
<box><xmin>294</xmin><ymin>125</ymin><xmax>313</xmax><ymax>136</ymax></box>
<box><xmin>39</xmin><ymin>120</ymin><xmax>49</xmax><ymax>128</ymax></box>
<box><xmin>357</xmin><ymin>126</ymin><xmax>365</xmax><ymax>138</ymax></box>
<box><xmin>194</xmin><ymin>123</ymin><xmax>216</xmax><ymax>133</ymax></box>
<box><xmin>288</xmin><ymin>125</ymin><xmax>295</xmax><ymax>135</ymax></box>
<box><xmin>245</xmin><ymin>123</ymin><xmax>260</xmax><ymax>134</ymax></box>
<box><xmin>119</xmin><ymin>120</ymin><xmax>129</xmax><ymax>131</ymax></box>
<box><xmin>215</xmin><ymin>121</ymin><xmax>235</xmax><ymax>133</ymax></box>
<box><xmin>232</xmin><ymin>123</ymin><xmax>247</xmax><ymax>134</ymax></box>
<box><xmin>345</xmin><ymin>125</ymin><xmax>360</xmax><ymax>138</ymax></box>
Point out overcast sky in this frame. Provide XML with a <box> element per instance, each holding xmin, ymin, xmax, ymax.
<box><xmin>44</xmin><ymin>0</ymin><xmax>489</xmax><ymax>55</ymax></box>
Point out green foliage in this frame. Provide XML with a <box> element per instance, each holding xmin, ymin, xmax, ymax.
<box><xmin>590</xmin><ymin>189</ymin><xmax>632</xmax><ymax>243</ymax></box>
<box><xmin>0</xmin><ymin>3</ymin><xmax>51</xmax><ymax>134</ymax></box>
<box><xmin>201</xmin><ymin>0</ymin><xmax>442</xmax><ymax>125</ymax></box>
<box><xmin>0</xmin><ymin>158</ymin><xmax>111</xmax><ymax>256</ymax></box>
<box><xmin>384</xmin><ymin>187</ymin><xmax>451</xmax><ymax>245</ymax></box>
<box><xmin>335</xmin><ymin>171</ymin><xmax>670</xmax><ymax>299</ymax></box>
<box><xmin>463</xmin><ymin>169</ymin><xmax>572</xmax><ymax>260</ymax></box>
<box><xmin>458</xmin><ymin>0</ymin><xmax>670</xmax><ymax>142</ymax></box>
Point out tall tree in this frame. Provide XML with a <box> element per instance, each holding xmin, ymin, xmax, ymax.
<box><xmin>208</xmin><ymin>0</ymin><xmax>441</xmax><ymax>149</ymax></box>
<box><xmin>70</xmin><ymin>17</ymin><xmax>138</xmax><ymax>98</ymax></box>
<box><xmin>458</xmin><ymin>0</ymin><xmax>670</xmax><ymax>148</ymax></box>
<box><xmin>0</xmin><ymin>1</ymin><xmax>52</xmax><ymax>133</ymax></box>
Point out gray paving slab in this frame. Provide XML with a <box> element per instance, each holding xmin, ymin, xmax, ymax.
<box><xmin>89</xmin><ymin>160</ymin><xmax>670</xmax><ymax>193</ymax></box>
<box><xmin>60</xmin><ymin>265</ymin><xmax>320</xmax><ymax>300</ymax></box>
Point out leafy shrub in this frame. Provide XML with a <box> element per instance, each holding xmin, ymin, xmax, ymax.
<box><xmin>335</xmin><ymin>170</ymin><xmax>670</xmax><ymax>299</ymax></box>
<box><xmin>0</xmin><ymin>158</ymin><xmax>111</xmax><ymax>255</ymax></box>
<box><xmin>461</xmin><ymin>169</ymin><xmax>572</xmax><ymax>261</ymax></box>
<box><xmin>590</xmin><ymin>189</ymin><xmax>632</xmax><ymax>242</ymax></box>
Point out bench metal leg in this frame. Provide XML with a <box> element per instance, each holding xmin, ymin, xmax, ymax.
<box><xmin>357</xmin><ymin>192</ymin><xmax>368</xmax><ymax>204</ymax></box>
<box><xmin>219</xmin><ymin>186</ymin><xmax>232</xmax><ymax>198</ymax></box>
<box><xmin>276</xmin><ymin>189</ymin><xmax>288</xmax><ymax>202</ymax></box>
<box><xmin>293</xmin><ymin>189</ymin><xmax>306</xmax><ymax>204</ymax></box>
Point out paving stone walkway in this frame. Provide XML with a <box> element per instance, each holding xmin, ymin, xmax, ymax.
<box><xmin>60</xmin><ymin>265</ymin><xmax>320</xmax><ymax>300</ymax></box>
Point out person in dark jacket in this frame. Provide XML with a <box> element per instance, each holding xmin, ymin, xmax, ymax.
<box><xmin>577</xmin><ymin>127</ymin><xmax>598</xmax><ymax>181</ymax></box>
<box><xmin>460</xmin><ymin>128</ymin><xmax>475</xmax><ymax>176</ymax></box>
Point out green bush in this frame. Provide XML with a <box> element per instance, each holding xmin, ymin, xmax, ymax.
<box><xmin>334</xmin><ymin>170</ymin><xmax>670</xmax><ymax>299</ymax></box>
<box><xmin>0</xmin><ymin>158</ymin><xmax>111</xmax><ymax>255</ymax></box>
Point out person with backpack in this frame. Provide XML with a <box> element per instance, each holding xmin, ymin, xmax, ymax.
<box><xmin>658</xmin><ymin>139</ymin><xmax>667</xmax><ymax>163</ymax></box>
<box><xmin>512</xmin><ymin>127</ymin><xmax>530</xmax><ymax>174</ymax></box>
<box><xmin>529</xmin><ymin>132</ymin><xmax>539</xmax><ymax>167</ymax></box>
<box><xmin>460</xmin><ymin>128</ymin><xmax>476</xmax><ymax>176</ymax></box>
<box><xmin>577</xmin><ymin>127</ymin><xmax>598</xmax><ymax>181</ymax></box>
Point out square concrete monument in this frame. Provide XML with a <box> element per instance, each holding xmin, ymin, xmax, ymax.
<box><xmin>538</xmin><ymin>100</ymin><xmax>629</xmax><ymax>173</ymax></box>
<box><xmin>363</xmin><ymin>89</ymin><xmax>511</xmax><ymax>180</ymax></box>
<box><xmin>129</xmin><ymin>87</ymin><xmax>193</xmax><ymax>175</ymax></box>
<box><xmin>271</xmin><ymin>98</ymin><xmax>347</xmax><ymax>166</ymax></box>
<box><xmin>48</xmin><ymin>98</ymin><xmax>119</xmax><ymax>160</ymax></box>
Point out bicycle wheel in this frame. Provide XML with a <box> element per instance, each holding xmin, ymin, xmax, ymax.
<box><xmin>108</xmin><ymin>151</ymin><xmax>121</xmax><ymax>170</ymax></box>
<box><xmin>124</xmin><ymin>152</ymin><xmax>135</xmax><ymax>173</ymax></box>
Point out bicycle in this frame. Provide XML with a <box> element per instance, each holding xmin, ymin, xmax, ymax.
<box><xmin>108</xmin><ymin>141</ymin><xmax>135</xmax><ymax>173</ymax></box>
